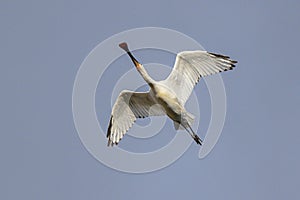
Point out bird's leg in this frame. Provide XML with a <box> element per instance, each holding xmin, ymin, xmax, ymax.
<box><xmin>184</xmin><ymin>126</ymin><xmax>195</xmax><ymax>140</ymax></box>
<box><xmin>188</xmin><ymin>123</ymin><xmax>203</xmax><ymax>145</ymax></box>
<box><xmin>184</xmin><ymin>124</ymin><xmax>203</xmax><ymax>145</ymax></box>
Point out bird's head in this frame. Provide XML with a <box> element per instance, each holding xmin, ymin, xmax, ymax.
<box><xmin>119</xmin><ymin>42</ymin><xmax>142</xmax><ymax>69</ymax></box>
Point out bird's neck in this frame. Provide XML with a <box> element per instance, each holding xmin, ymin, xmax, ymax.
<box><xmin>137</xmin><ymin>65</ymin><xmax>154</xmax><ymax>86</ymax></box>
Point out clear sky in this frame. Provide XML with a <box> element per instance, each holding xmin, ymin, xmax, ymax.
<box><xmin>1</xmin><ymin>0</ymin><xmax>300</xmax><ymax>199</ymax></box>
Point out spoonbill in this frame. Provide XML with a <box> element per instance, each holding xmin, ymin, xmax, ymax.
<box><xmin>107</xmin><ymin>42</ymin><xmax>237</xmax><ymax>146</ymax></box>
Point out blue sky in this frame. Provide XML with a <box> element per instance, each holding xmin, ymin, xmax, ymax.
<box><xmin>1</xmin><ymin>1</ymin><xmax>300</xmax><ymax>199</ymax></box>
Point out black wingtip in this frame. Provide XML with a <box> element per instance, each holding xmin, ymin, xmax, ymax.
<box><xmin>106</xmin><ymin>116</ymin><xmax>114</xmax><ymax>147</ymax></box>
<box><xmin>107</xmin><ymin>116</ymin><xmax>113</xmax><ymax>138</ymax></box>
<box><xmin>208</xmin><ymin>52</ymin><xmax>230</xmax><ymax>59</ymax></box>
<box><xmin>208</xmin><ymin>52</ymin><xmax>238</xmax><ymax>68</ymax></box>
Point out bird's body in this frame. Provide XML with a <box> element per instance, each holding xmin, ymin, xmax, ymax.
<box><xmin>106</xmin><ymin>42</ymin><xmax>237</xmax><ymax>146</ymax></box>
<box><xmin>151</xmin><ymin>83</ymin><xmax>182</xmax><ymax>119</ymax></box>
<box><xmin>155</xmin><ymin>83</ymin><xmax>195</xmax><ymax>126</ymax></box>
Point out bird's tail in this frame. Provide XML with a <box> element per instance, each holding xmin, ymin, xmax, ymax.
<box><xmin>183</xmin><ymin>124</ymin><xmax>202</xmax><ymax>145</ymax></box>
<box><xmin>186</xmin><ymin>112</ymin><xmax>195</xmax><ymax>126</ymax></box>
<box><xmin>182</xmin><ymin>116</ymin><xmax>202</xmax><ymax>145</ymax></box>
<box><xmin>174</xmin><ymin>112</ymin><xmax>194</xmax><ymax>130</ymax></box>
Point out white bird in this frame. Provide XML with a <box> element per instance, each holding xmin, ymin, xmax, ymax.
<box><xmin>107</xmin><ymin>42</ymin><xmax>237</xmax><ymax>146</ymax></box>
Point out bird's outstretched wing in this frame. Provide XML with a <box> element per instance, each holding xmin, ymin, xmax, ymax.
<box><xmin>162</xmin><ymin>51</ymin><xmax>237</xmax><ymax>105</ymax></box>
<box><xmin>107</xmin><ymin>90</ymin><xmax>165</xmax><ymax>146</ymax></box>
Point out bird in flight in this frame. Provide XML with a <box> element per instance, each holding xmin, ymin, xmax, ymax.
<box><xmin>107</xmin><ymin>42</ymin><xmax>237</xmax><ymax>146</ymax></box>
